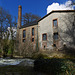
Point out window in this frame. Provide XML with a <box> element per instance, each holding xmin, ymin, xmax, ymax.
<box><xmin>53</xmin><ymin>19</ymin><xmax>58</xmax><ymax>27</ymax></box>
<box><xmin>32</xmin><ymin>38</ymin><xmax>34</xmax><ymax>42</ymax></box>
<box><xmin>32</xmin><ymin>28</ymin><xmax>34</xmax><ymax>36</ymax></box>
<box><xmin>42</xmin><ymin>33</ymin><xmax>47</xmax><ymax>41</ymax></box>
<box><xmin>23</xmin><ymin>30</ymin><xmax>26</xmax><ymax>43</ymax></box>
<box><xmin>23</xmin><ymin>39</ymin><xmax>25</xmax><ymax>42</ymax></box>
<box><xmin>53</xmin><ymin>33</ymin><xmax>58</xmax><ymax>40</ymax></box>
<box><xmin>53</xmin><ymin>44</ymin><xmax>56</xmax><ymax>47</ymax></box>
<box><xmin>44</xmin><ymin>45</ymin><xmax>46</xmax><ymax>49</ymax></box>
<box><xmin>23</xmin><ymin>30</ymin><xmax>26</xmax><ymax>38</ymax></box>
<box><xmin>31</xmin><ymin>28</ymin><xmax>35</xmax><ymax>43</ymax></box>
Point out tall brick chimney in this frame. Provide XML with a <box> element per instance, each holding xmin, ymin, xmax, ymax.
<box><xmin>16</xmin><ymin>5</ymin><xmax>22</xmax><ymax>44</ymax></box>
<box><xmin>17</xmin><ymin>5</ymin><xmax>22</xmax><ymax>28</ymax></box>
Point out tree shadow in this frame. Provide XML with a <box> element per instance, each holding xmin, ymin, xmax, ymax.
<box><xmin>62</xmin><ymin>46</ymin><xmax>75</xmax><ymax>58</ymax></box>
<box><xmin>34</xmin><ymin>58</ymin><xmax>75</xmax><ymax>75</ymax></box>
<box><xmin>58</xmin><ymin>13</ymin><xmax>75</xmax><ymax>58</ymax></box>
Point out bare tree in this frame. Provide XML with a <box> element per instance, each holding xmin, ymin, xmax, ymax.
<box><xmin>58</xmin><ymin>13</ymin><xmax>75</xmax><ymax>46</ymax></box>
<box><xmin>57</xmin><ymin>13</ymin><xmax>75</xmax><ymax>57</ymax></box>
<box><xmin>0</xmin><ymin>7</ymin><xmax>8</xmax><ymax>39</ymax></box>
<box><xmin>18</xmin><ymin>39</ymin><xmax>35</xmax><ymax>58</ymax></box>
<box><xmin>22</xmin><ymin>13</ymin><xmax>41</xmax><ymax>24</ymax></box>
<box><xmin>6</xmin><ymin>14</ymin><xmax>17</xmax><ymax>40</ymax></box>
<box><xmin>0</xmin><ymin>6</ymin><xmax>17</xmax><ymax>57</ymax></box>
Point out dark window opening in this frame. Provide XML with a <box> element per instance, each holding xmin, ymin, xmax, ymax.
<box><xmin>23</xmin><ymin>39</ymin><xmax>25</xmax><ymax>42</ymax></box>
<box><xmin>53</xmin><ymin>33</ymin><xmax>58</xmax><ymax>40</ymax></box>
<box><xmin>32</xmin><ymin>28</ymin><xmax>34</xmax><ymax>36</ymax></box>
<box><xmin>44</xmin><ymin>45</ymin><xmax>46</xmax><ymax>49</ymax></box>
<box><xmin>42</xmin><ymin>34</ymin><xmax>47</xmax><ymax>41</ymax></box>
<box><xmin>23</xmin><ymin>30</ymin><xmax>26</xmax><ymax>38</ymax></box>
<box><xmin>32</xmin><ymin>38</ymin><xmax>34</xmax><ymax>42</ymax></box>
<box><xmin>53</xmin><ymin>44</ymin><xmax>56</xmax><ymax>47</ymax></box>
<box><xmin>53</xmin><ymin>19</ymin><xmax>58</xmax><ymax>27</ymax></box>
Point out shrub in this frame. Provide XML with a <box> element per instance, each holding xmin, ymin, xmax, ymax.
<box><xmin>62</xmin><ymin>46</ymin><xmax>75</xmax><ymax>57</ymax></box>
<box><xmin>32</xmin><ymin>53</ymin><xmax>49</xmax><ymax>59</ymax></box>
<box><xmin>7</xmin><ymin>49</ymin><xmax>12</xmax><ymax>55</ymax></box>
<box><xmin>34</xmin><ymin>58</ymin><xmax>75</xmax><ymax>75</ymax></box>
<box><xmin>0</xmin><ymin>49</ymin><xmax>2</xmax><ymax>53</ymax></box>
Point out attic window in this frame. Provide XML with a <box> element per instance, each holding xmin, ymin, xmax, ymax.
<box><xmin>53</xmin><ymin>19</ymin><xmax>58</xmax><ymax>27</ymax></box>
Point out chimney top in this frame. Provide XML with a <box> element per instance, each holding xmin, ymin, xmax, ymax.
<box><xmin>18</xmin><ymin>5</ymin><xmax>22</xmax><ymax>8</ymax></box>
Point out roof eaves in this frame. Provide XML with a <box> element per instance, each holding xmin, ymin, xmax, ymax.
<box><xmin>20</xmin><ymin>23</ymin><xmax>38</xmax><ymax>29</ymax></box>
<box><xmin>38</xmin><ymin>10</ymin><xmax>75</xmax><ymax>22</ymax></box>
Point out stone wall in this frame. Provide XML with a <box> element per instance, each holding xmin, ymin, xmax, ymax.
<box><xmin>19</xmin><ymin>25</ymin><xmax>38</xmax><ymax>52</ymax></box>
<box><xmin>38</xmin><ymin>12</ymin><xmax>75</xmax><ymax>50</ymax></box>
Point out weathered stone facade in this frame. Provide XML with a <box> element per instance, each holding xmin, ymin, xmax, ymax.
<box><xmin>17</xmin><ymin>5</ymin><xmax>75</xmax><ymax>51</ymax></box>
<box><xmin>19</xmin><ymin>25</ymin><xmax>38</xmax><ymax>48</ymax></box>
<box><xmin>38</xmin><ymin>11</ymin><xmax>75</xmax><ymax>50</ymax></box>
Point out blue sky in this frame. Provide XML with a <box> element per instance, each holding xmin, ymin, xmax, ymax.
<box><xmin>0</xmin><ymin>0</ymin><xmax>68</xmax><ymax>18</ymax></box>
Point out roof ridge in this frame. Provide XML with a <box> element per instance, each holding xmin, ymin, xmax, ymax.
<box><xmin>38</xmin><ymin>10</ymin><xmax>75</xmax><ymax>22</ymax></box>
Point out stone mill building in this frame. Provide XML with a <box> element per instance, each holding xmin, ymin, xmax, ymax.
<box><xmin>17</xmin><ymin>5</ymin><xmax>75</xmax><ymax>51</ymax></box>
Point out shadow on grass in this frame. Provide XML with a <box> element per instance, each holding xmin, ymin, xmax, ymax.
<box><xmin>0</xmin><ymin>65</ymin><xmax>46</xmax><ymax>75</ymax></box>
<box><xmin>62</xmin><ymin>46</ymin><xmax>75</xmax><ymax>59</ymax></box>
<box><xmin>34</xmin><ymin>58</ymin><xmax>75</xmax><ymax>75</ymax></box>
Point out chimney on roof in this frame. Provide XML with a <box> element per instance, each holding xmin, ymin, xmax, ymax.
<box><xmin>17</xmin><ymin>5</ymin><xmax>22</xmax><ymax>28</ymax></box>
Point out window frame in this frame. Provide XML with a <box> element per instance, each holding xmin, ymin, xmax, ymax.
<box><xmin>22</xmin><ymin>29</ymin><xmax>26</xmax><ymax>43</ymax></box>
<box><xmin>53</xmin><ymin>18</ymin><xmax>58</xmax><ymax>27</ymax></box>
<box><xmin>22</xmin><ymin>39</ymin><xmax>26</xmax><ymax>43</ymax></box>
<box><xmin>53</xmin><ymin>32</ymin><xmax>59</xmax><ymax>41</ymax></box>
<box><xmin>23</xmin><ymin>30</ymin><xmax>26</xmax><ymax>38</ymax></box>
<box><xmin>32</xmin><ymin>28</ymin><xmax>34</xmax><ymax>36</ymax></box>
<box><xmin>32</xmin><ymin>38</ymin><xmax>34</xmax><ymax>42</ymax></box>
<box><xmin>31</xmin><ymin>27</ymin><xmax>35</xmax><ymax>43</ymax></box>
<box><xmin>42</xmin><ymin>33</ymin><xmax>47</xmax><ymax>41</ymax></box>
